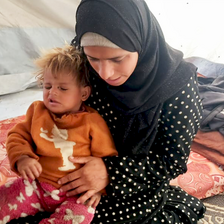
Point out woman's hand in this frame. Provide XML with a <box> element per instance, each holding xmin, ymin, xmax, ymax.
<box><xmin>17</xmin><ymin>156</ymin><xmax>42</xmax><ymax>180</ymax></box>
<box><xmin>58</xmin><ymin>156</ymin><xmax>109</xmax><ymax>204</ymax></box>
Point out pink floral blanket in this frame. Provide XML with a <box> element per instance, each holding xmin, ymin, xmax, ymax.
<box><xmin>0</xmin><ymin>116</ymin><xmax>24</xmax><ymax>185</ymax></box>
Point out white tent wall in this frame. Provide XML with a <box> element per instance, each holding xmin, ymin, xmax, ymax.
<box><xmin>0</xmin><ymin>0</ymin><xmax>223</xmax><ymax>120</ymax></box>
<box><xmin>0</xmin><ymin>0</ymin><xmax>80</xmax><ymax>96</ymax></box>
<box><xmin>147</xmin><ymin>0</ymin><xmax>224</xmax><ymax>64</ymax></box>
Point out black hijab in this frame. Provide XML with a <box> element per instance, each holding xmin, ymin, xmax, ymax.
<box><xmin>73</xmin><ymin>0</ymin><xmax>196</xmax><ymax>115</ymax></box>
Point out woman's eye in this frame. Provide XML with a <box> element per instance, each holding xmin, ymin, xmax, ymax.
<box><xmin>112</xmin><ymin>59</ymin><xmax>122</xmax><ymax>63</ymax></box>
<box><xmin>88</xmin><ymin>57</ymin><xmax>98</xmax><ymax>62</ymax></box>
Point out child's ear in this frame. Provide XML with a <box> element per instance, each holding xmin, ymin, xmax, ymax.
<box><xmin>81</xmin><ymin>86</ymin><xmax>91</xmax><ymax>101</ymax></box>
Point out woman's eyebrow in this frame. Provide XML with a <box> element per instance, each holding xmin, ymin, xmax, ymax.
<box><xmin>86</xmin><ymin>54</ymin><xmax>124</xmax><ymax>60</ymax></box>
<box><xmin>86</xmin><ymin>55</ymin><xmax>97</xmax><ymax>59</ymax></box>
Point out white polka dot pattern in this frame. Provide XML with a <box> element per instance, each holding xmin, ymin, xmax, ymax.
<box><xmin>85</xmin><ymin>75</ymin><xmax>205</xmax><ymax>223</ymax></box>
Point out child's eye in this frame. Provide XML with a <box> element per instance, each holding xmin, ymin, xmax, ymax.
<box><xmin>44</xmin><ymin>86</ymin><xmax>51</xmax><ymax>90</ymax></box>
<box><xmin>59</xmin><ymin>87</ymin><xmax>68</xmax><ymax>91</ymax></box>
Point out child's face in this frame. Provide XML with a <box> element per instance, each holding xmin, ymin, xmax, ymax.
<box><xmin>43</xmin><ymin>70</ymin><xmax>87</xmax><ymax>115</ymax></box>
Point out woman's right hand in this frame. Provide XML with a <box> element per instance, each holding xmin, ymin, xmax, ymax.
<box><xmin>17</xmin><ymin>156</ymin><xmax>42</xmax><ymax>180</ymax></box>
<box><xmin>58</xmin><ymin>156</ymin><xmax>109</xmax><ymax>204</ymax></box>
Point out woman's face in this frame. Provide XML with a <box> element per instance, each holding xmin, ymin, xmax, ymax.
<box><xmin>84</xmin><ymin>46</ymin><xmax>138</xmax><ymax>86</ymax></box>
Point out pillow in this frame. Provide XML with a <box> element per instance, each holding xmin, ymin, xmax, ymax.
<box><xmin>170</xmin><ymin>151</ymin><xmax>224</xmax><ymax>199</ymax></box>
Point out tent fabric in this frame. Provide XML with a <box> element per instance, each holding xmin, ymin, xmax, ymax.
<box><xmin>1</xmin><ymin>0</ymin><xmax>224</xmax><ymax>96</ymax></box>
<box><xmin>0</xmin><ymin>0</ymin><xmax>78</xmax><ymax>28</ymax></box>
<box><xmin>0</xmin><ymin>0</ymin><xmax>80</xmax><ymax>95</ymax></box>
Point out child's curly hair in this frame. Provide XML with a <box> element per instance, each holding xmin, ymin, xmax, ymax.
<box><xmin>35</xmin><ymin>44</ymin><xmax>89</xmax><ymax>87</ymax></box>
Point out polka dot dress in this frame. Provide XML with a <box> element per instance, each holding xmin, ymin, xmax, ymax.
<box><xmin>9</xmin><ymin>75</ymin><xmax>205</xmax><ymax>223</ymax></box>
<box><xmin>87</xmin><ymin>75</ymin><xmax>205</xmax><ymax>223</ymax></box>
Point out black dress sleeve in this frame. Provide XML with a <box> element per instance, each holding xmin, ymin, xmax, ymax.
<box><xmin>155</xmin><ymin>74</ymin><xmax>203</xmax><ymax>180</ymax></box>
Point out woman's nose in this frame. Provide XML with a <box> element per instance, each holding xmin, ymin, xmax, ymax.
<box><xmin>98</xmin><ymin>61</ymin><xmax>114</xmax><ymax>80</ymax></box>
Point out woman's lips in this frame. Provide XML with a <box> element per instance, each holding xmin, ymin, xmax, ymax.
<box><xmin>106</xmin><ymin>77</ymin><xmax>121</xmax><ymax>85</ymax></box>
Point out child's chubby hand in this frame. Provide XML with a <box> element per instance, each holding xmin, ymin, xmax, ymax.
<box><xmin>17</xmin><ymin>155</ymin><xmax>42</xmax><ymax>180</ymax></box>
<box><xmin>83</xmin><ymin>192</ymin><xmax>102</xmax><ymax>209</ymax></box>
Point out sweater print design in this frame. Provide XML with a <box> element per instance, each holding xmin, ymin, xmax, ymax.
<box><xmin>40</xmin><ymin>125</ymin><xmax>76</xmax><ymax>171</ymax></box>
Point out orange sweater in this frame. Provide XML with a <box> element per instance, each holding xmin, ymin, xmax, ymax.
<box><xmin>6</xmin><ymin>101</ymin><xmax>117</xmax><ymax>188</ymax></box>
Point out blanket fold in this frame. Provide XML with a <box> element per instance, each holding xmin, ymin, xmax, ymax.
<box><xmin>192</xmin><ymin>130</ymin><xmax>224</xmax><ymax>166</ymax></box>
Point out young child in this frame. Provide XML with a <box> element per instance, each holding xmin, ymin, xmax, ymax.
<box><xmin>1</xmin><ymin>45</ymin><xmax>118</xmax><ymax>224</ymax></box>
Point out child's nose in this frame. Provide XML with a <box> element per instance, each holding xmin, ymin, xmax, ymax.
<box><xmin>49</xmin><ymin>87</ymin><xmax>58</xmax><ymax>95</ymax></box>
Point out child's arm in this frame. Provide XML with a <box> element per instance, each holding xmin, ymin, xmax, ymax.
<box><xmin>17</xmin><ymin>155</ymin><xmax>42</xmax><ymax>180</ymax></box>
<box><xmin>6</xmin><ymin>102</ymin><xmax>39</xmax><ymax>174</ymax></box>
<box><xmin>88</xmin><ymin>112</ymin><xmax>118</xmax><ymax>157</ymax></box>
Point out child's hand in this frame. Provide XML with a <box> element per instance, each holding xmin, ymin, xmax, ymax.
<box><xmin>17</xmin><ymin>156</ymin><xmax>42</xmax><ymax>180</ymax></box>
<box><xmin>84</xmin><ymin>192</ymin><xmax>101</xmax><ymax>209</ymax></box>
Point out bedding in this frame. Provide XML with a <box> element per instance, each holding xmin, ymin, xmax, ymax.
<box><xmin>191</xmin><ymin>130</ymin><xmax>224</xmax><ymax>166</ymax></box>
<box><xmin>170</xmin><ymin>151</ymin><xmax>224</xmax><ymax>199</ymax></box>
<box><xmin>0</xmin><ymin>115</ymin><xmax>24</xmax><ymax>186</ymax></box>
<box><xmin>1</xmin><ymin>114</ymin><xmax>224</xmax><ymax>200</ymax></box>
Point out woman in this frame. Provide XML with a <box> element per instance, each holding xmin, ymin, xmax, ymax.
<box><xmin>59</xmin><ymin>0</ymin><xmax>206</xmax><ymax>223</ymax></box>
<box><xmin>11</xmin><ymin>0</ymin><xmax>205</xmax><ymax>223</ymax></box>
